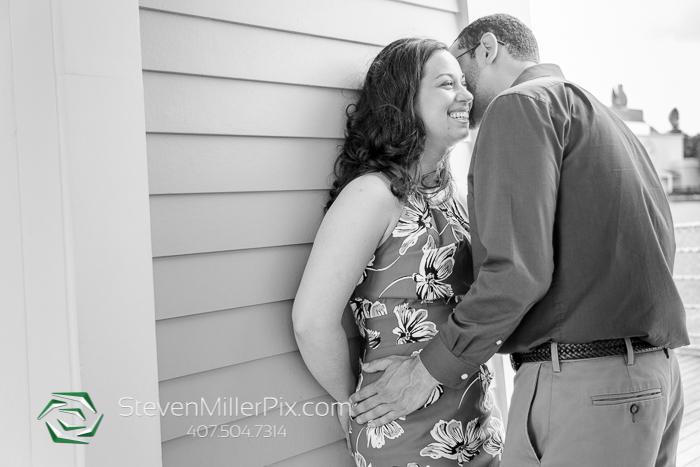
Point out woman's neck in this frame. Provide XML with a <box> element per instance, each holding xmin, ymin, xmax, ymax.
<box><xmin>420</xmin><ymin>143</ymin><xmax>450</xmax><ymax>175</ymax></box>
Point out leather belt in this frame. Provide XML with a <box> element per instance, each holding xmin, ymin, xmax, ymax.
<box><xmin>510</xmin><ymin>337</ymin><xmax>664</xmax><ymax>371</ymax></box>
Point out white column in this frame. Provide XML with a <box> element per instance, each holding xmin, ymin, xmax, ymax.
<box><xmin>1</xmin><ymin>1</ymin><xmax>162</xmax><ymax>466</ymax></box>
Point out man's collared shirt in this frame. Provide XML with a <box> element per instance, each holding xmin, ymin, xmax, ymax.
<box><xmin>420</xmin><ymin>64</ymin><xmax>689</xmax><ymax>388</ymax></box>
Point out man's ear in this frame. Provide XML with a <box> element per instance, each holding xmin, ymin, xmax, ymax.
<box><xmin>481</xmin><ymin>32</ymin><xmax>499</xmax><ymax>65</ymax></box>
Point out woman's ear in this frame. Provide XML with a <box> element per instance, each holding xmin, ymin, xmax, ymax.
<box><xmin>481</xmin><ymin>32</ymin><xmax>499</xmax><ymax>64</ymax></box>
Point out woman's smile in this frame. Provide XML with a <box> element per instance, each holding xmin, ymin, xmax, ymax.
<box><xmin>448</xmin><ymin>108</ymin><xmax>471</xmax><ymax>123</ymax></box>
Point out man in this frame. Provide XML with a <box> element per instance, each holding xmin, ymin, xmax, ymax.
<box><xmin>350</xmin><ymin>13</ymin><xmax>688</xmax><ymax>466</ymax></box>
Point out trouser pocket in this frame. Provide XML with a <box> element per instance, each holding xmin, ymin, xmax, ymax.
<box><xmin>526</xmin><ymin>365</ymin><xmax>548</xmax><ymax>462</ymax></box>
<box><xmin>591</xmin><ymin>388</ymin><xmax>662</xmax><ymax>406</ymax></box>
<box><xmin>502</xmin><ymin>363</ymin><xmax>544</xmax><ymax>467</ymax></box>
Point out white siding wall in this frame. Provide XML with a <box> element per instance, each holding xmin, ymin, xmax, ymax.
<box><xmin>139</xmin><ymin>1</ymin><xmax>464</xmax><ymax>465</ymax></box>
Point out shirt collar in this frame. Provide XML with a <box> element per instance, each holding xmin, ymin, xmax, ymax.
<box><xmin>511</xmin><ymin>64</ymin><xmax>565</xmax><ymax>88</ymax></box>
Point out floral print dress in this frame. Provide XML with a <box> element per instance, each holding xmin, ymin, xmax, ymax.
<box><xmin>349</xmin><ymin>190</ymin><xmax>504</xmax><ymax>467</ymax></box>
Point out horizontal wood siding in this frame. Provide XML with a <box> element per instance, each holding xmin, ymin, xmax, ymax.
<box><xmin>395</xmin><ymin>0</ymin><xmax>460</xmax><ymax>12</ymax></box>
<box><xmin>153</xmin><ymin>244</ymin><xmax>311</xmax><ymax>320</ymax></box>
<box><xmin>146</xmin><ymin>135</ymin><xmax>339</xmax><ymax>194</ymax></box>
<box><xmin>143</xmin><ymin>72</ymin><xmax>351</xmax><ymax>137</ymax></box>
<box><xmin>161</xmin><ymin>394</ymin><xmax>345</xmax><ymax>465</ymax></box>
<box><xmin>155</xmin><ymin>300</ymin><xmax>361</xmax><ymax>381</ymax></box>
<box><xmin>158</xmin><ymin>351</ymin><xmax>326</xmax><ymax>441</ymax></box>
<box><xmin>158</xmin><ymin>341</ymin><xmax>362</xmax><ymax>443</ymax></box>
<box><xmin>140</xmin><ymin>1</ymin><xmax>462</xmax><ymax>465</ymax></box>
<box><xmin>140</xmin><ymin>0</ymin><xmax>460</xmax><ymax>45</ymax></box>
<box><xmin>267</xmin><ymin>440</ymin><xmax>353</xmax><ymax>467</ymax></box>
<box><xmin>150</xmin><ymin>190</ymin><xmax>326</xmax><ymax>256</ymax></box>
<box><xmin>140</xmin><ymin>9</ymin><xmax>380</xmax><ymax>88</ymax></box>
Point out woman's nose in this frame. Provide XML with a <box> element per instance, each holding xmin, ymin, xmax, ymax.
<box><xmin>456</xmin><ymin>83</ymin><xmax>473</xmax><ymax>104</ymax></box>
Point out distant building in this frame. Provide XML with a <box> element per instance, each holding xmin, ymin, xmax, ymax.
<box><xmin>610</xmin><ymin>85</ymin><xmax>700</xmax><ymax>193</ymax></box>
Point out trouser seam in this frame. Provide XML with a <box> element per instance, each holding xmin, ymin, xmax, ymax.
<box><xmin>546</xmin><ymin>363</ymin><xmax>553</xmax><ymax>463</ymax></box>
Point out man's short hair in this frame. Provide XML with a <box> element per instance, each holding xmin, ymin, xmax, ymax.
<box><xmin>456</xmin><ymin>13</ymin><xmax>539</xmax><ymax>63</ymax></box>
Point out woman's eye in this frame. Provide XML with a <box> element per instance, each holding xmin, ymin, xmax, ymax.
<box><xmin>442</xmin><ymin>80</ymin><xmax>454</xmax><ymax>87</ymax></box>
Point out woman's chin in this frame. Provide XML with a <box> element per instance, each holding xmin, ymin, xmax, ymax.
<box><xmin>449</xmin><ymin>128</ymin><xmax>471</xmax><ymax>145</ymax></box>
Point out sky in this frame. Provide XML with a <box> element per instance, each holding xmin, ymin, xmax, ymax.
<box><xmin>529</xmin><ymin>0</ymin><xmax>700</xmax><ymax>135</ymax></box>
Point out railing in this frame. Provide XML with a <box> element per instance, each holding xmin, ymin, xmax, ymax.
<box><xmin>675</xmin><ymin>222</ymin><xmax>700</xmax><ymax>350</ymax></box>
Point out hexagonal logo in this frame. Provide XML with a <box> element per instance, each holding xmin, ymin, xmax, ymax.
<box><xmin>37</xmin><ymin>392</ymin><xmax>104</xmax><ymax>444</ymax></box>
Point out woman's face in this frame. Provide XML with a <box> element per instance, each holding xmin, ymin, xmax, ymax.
<box><xmin>415</xmin><ymin>50</ymin><xmax>473</xmax><ymax>156</ymax></box>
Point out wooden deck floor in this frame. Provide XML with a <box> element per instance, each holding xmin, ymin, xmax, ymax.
<box><xmin>677</xmin><ymin>351</ymin><xmax>700</xmax><ymax>466</ymax></box>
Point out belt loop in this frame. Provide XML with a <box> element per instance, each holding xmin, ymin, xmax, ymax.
<box><xmin>551</xmin><ymin>342</ymin><xmax>561</xmax><ymax>373</ymax></box>
<box><xmin>624</xmin><ymin>338</ymin><xmax>634</xmax><ymax>366</ymax></box>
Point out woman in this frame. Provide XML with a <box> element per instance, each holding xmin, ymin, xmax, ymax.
<box><xmin>292</xmin><ymin>38</ymin><xmax>503</xmax><ymax>467</ymax></box>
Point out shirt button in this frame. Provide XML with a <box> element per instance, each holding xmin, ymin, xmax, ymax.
<box><xmin>496</xmin><ymin>340</ymin><xmax>503</xmax><ymax>345</ymax></box>
<box><xmin>461</xmin><ymin>374</ymin><xmax>468</xmax><ymax>380</ymax></box>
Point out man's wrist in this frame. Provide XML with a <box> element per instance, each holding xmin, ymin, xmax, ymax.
<box><xmin>420</xmin><ymin>336</ymin><xmax>482</xmax><ymax>389</ymax></box>
<box><xmin>415</xmin><ymin>354</ymin><xmax>439</xmax><ymax>386</ymax></box>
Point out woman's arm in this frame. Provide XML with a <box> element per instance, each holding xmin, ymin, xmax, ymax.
<box><xmin>292</xmin><ymin>174</ymin><xmax>400</xmax><ymax>403</ymax></box>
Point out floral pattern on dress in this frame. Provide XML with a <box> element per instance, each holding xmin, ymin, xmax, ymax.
<box><xmin>351</xmin><ymin>298</ymin><xmax>388</xmax><ymax>320</ymax></box>
<box><xmin>392</xmin><ymin>303</ymin><xmax>438</xmax><ymax>345</ymax></box>
<box><xmin>354</xmin><ymin>451</ymin><xmax>371</xmax><ymax>467</ymax></box>
<box><xmin>367</xmin><ymin>419</ymin><xmax>405</xmax><ymax>448</ymax></box>
<box><xmin>355</xmin><ymin>365</ymin><xmax>364</xmax><ymax>392</ymax></box>
<box><xmin>479</xmin><ymin>365</ymin><xmax>493</xmax><ymax>391</ymax></box>
<box><xmin>483</xmin><ymin>417</ymin><xmax>505</xmax><ymax>460</ymax></box>
<box><xmin>423</xmin><ymin>384</ymin><xmax>444</xmax><ymax>408</ymax></box>
<box><xmin>377</xmin><ymin>235</ymin><xmax>458</xmax><ymax>301</ymax></box>
<box><xmin>393</xmin><ymin>193</ymin><xmax>433</xmax><ymax>255</ymax></box>
<box><xmin>479</xmin><ymin>365</ymin><xmax>494</xmax><ymax>411</ymax></box>
<box><xmin>481</xmin><ymin>391</ymin><xmax>494</xmax><ymax>412</ymax></box>
<box><xmin>413</xmin><ymin>235</ymin><xmax>457</xmax><ymax>302</ymax></box>
<box><xmin>357</xmin><ymin>255</ymin><xmax>376</xmax><ymax>286</ymax></box>
<box><xmin>350</xmin><ymin>298</ymin><xmax>387</xmax><ymax>346</ymax></box>
<box><xmin>420</xmin><ymin>418</ymin><xmax>485</xmax><ymax>466</ymax></box>
<box><xmin>436</xmin><ymin>198</ymin><xmax>470</xmax><ymax>242</ymax></box>
<box><xmin>366</xmin><ymin>328</ymin><xmax>381</xmax><ymax>349</ymax></box>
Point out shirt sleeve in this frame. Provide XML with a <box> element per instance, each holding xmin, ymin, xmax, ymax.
<box><xmin>420</xmin><ymin>92</ymin><xmax>564</xmax><ymax>388</ymax></box>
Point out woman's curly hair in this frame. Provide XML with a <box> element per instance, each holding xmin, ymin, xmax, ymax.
<box><xmin>325</xmin><ymin>37</ymin><xmax>453</xmax><ymax>211</ymax></box>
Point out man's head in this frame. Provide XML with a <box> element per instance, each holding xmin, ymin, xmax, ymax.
<box><xmin>450</xmin><ymin>14</ymin><xmax>539</xmax><ymax>128</ymax></box>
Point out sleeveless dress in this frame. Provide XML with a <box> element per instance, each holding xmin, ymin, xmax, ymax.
<box><xmin>349</xmin><ymin>188</ymin><xmax>504</xmax><ymax>467</ymax></box>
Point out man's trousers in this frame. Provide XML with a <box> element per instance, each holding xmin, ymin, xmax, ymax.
<box><xmin>501</xmin><ymin>347</ymin><xmax>684</xmax><ymax>467</ymax></box>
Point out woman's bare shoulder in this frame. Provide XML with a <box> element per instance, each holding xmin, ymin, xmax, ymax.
<box><xmin>334</xmin><ymin>172</ymin><xmax>400</xmax><ymax>209</ymax></box>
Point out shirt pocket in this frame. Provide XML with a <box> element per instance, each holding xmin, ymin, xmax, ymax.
<box><xmin>591</xmin><ymin>388</ymin><xmax>662</xmax><ymax>406</ymax></box>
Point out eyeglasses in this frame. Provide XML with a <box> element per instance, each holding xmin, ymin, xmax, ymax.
<box><xmin>454</xmin><ymin>39</ymin><xmax>506</xmax><ymax>59</ymax></box>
